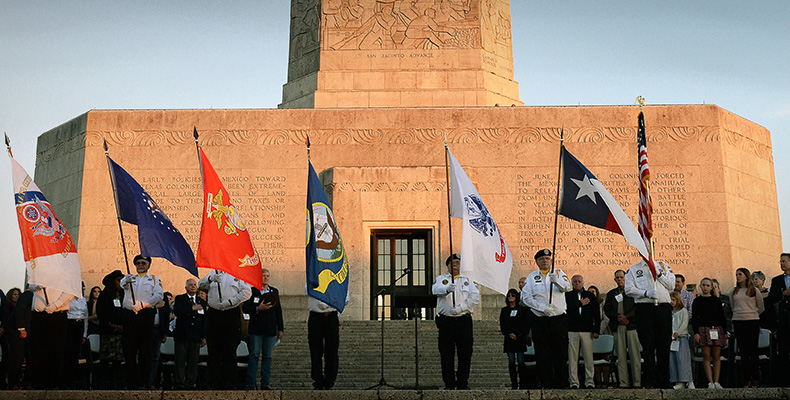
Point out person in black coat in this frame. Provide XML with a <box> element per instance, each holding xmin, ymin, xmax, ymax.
<box><xmin>499</xmin><ymin>288</ymin><xmax>531</xmax><ymax>389</ymax></box>
<box><xmin>0</xmin><ymin>288</ymin><xmax>8</xmax><ymax>389</ymax></box>
<box><xmin>565</xmin><ymin>274</ymin><xmax>601</xmax><ymax>389</ymax></box>
<box><xmin>603</xmin><ymin>269</ymin><xmax>641</xmax><ymax>388</ymax></box>
<box><xmin>172</xmin><ymin>278</ymin><xmax>207</xmax><ymax>390</ymax></box>
<box><xmin>96</xmin><ymin>270</ymin><xmax>125</xmax><ymax>389</ymax></box>
<box><xmin>6</xmin><ymin>288</ymin><xmax>33</xmax><ymax>390</ymax></box>
<box><xmin>768</xmin><ymin>253</ymin><xmax>790</xmax><ymax>386</ymax></box>
<box><xmin>242</xmin><ymin>268</ymin><xmax>284</xmax><ymax>389</ymax></box>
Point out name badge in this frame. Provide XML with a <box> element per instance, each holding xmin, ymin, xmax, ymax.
<box><xmin>253</xmin><ymin>297</ymin><xmax>260</xmax><ymax>304</ymax></box>
<box><xmin>113</xmin><ymin>299</ymin><xmax>122</xmax><ymax>308</ymax></box>
<box><xmin>615</xmin><ymin>294</ymin><xmax>623</xmax><ymax>303</ymax></box>
<box><xmin>670</xmin><ymin>340</ymin><xmax>680</xmax><ymax>352</ymax></box>
<box><xmin>197</xmin><ymin>309</ymin><xmax>204</xmax><ymax>315</ymax></box>
<box><xmin>243</xmin><ymin>313</ymin><xmax>250</xmax><ymax>321</ymax></box>
<box><xmin>709</xmin><ymin>328</ymin><xmax>719</xmax><ymax>340</ymax></box>
<box><xmin>510</xmin><ymin>309</ymin><xmax>518</xmax><ymax>317</ymax></box>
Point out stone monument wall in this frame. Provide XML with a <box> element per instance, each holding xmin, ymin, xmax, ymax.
<box><xmin>34</xmin><ymin>105</ymin><xmax>781</xmax><ymax>320</ymax></box>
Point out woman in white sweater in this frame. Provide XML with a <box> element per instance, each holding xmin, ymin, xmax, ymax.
<box><xmin>731</xmin><ymin>267</ymin><xmax>764</xmax><ymax>388</ymax></box>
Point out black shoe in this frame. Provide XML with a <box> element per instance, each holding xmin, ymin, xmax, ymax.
<box><xmin>585</xmin><ymin>385</ymin><xmax>595</xmax><ymax>389</ymax></box>
<box><xmin>457</xmin><ymin>385</ymin><xmax>470</xmax><ymax>390</ymax></box>
<box><xmin>444</xmin><ymin>385</ymin><xmax>455</xmax><ymax>390</ymax></box>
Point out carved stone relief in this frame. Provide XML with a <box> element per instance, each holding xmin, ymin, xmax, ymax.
<box><xmin>290</xmin><ymin>0</ymin><xmax>321</xmax><ymax>59</ymax></box>
<box><xmin>48</xmin><ymin>123</ymin><xmax>770</xmax><ymax>164</ymax></box>
<box><xmin>324</xmin><ymin>0</ymin><xmax>480</xmax><ymax>50</ymax></box>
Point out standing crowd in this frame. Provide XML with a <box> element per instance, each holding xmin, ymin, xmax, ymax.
<box><xmin>488</xmin><ymin>250</ymin><xmax>790</xmax><ymax>390</ymax></box>
<box><xmin>0</xmin><ymin>255</ymin><xmax>285</xmax><ymax>391</ymax></box>
<box><xmin>1</xmin><ymin>251</ymin><xmax>789</xmax><ymax>390</ymax></box>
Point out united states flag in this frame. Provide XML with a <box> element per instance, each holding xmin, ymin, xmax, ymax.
<box><xmin>637</xmin><ymin>111</ymin><xmax>657</xmax><ymax>279</ymax></box>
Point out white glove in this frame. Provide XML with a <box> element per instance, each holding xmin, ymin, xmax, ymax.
<box><xmin>210</xmin><ymin>273</ymin><xmax>223</xmax><ymax>283</ymax></box>
<box><xmin>446</xmin><ymin>283</ymin><xmax>456</xmax><ymax>294</ymax></box>
<box><xmin>133</xmin><ymin>301</ymin><xmax>144</xmax><ymax>313</ymax></box>
<box><xmin>549</xmin><ymin>273</ymin><xmax>557</xmax><ymax>284</ymax></box>
<box><xmin>644</xmin><ymin>289</ymin><xmax>656</xmax><ymax>299</ymax></box>
<box><xmin>452</xmin><ymin>305</ymin><xmax>465</xmax><ymax>315</ymax></box>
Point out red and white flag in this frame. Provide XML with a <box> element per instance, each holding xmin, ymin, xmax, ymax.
<box><xmin>10</xmin><ymin>157</ymin><xmax>82</xmax><ymax>297</ymax></box>
<box><xmin>637</xmin><ymin>111</ymin><xmax>657</xmax><ymax>279</ymax></box>
<box><xmin>448</xmin><ymin>149</ymin><xmax>512</xmax><ymax>294</ymax></box>
<box><xmin>196</xmin><ymin>147</ymin><xmax>262</xmax><ymax>289</ymax></box>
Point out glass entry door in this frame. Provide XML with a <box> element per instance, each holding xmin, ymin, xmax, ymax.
<box><xmin>370</xmin><ymin>229</ymin><xmax>435</xmax><ymax>320</ymax></box>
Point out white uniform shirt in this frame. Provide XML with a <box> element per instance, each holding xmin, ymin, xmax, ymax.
<box><xmin>199</xmin><ymin>271</ymin><xmax>252</xmax><ymax>311</ymax></box>
<box><xmin>307</xmin><ymin>288</ymin><xmax>350</xmax><ymax>313</ymax></box>
<box><xmin>31</xmin><ymin>285</ymin><xmax>74</xmax><ymax>312</ymax></box>
<box><xmin>624</xmin><ymin>260</ymin><xmax>674</xmax><ymax>304</ymax></box>
<box><xmin>520</xmin><ymin>268</ymin><xmax>572</xmax><ymax>317</ymax></box>
<box><xmin>67</xmin><ymin>297</ymin><xmax>89</xmax><ymax>338</ymax></box>
<box><xmin>121</xmin><ymin>272</ymin><xmax>164</xmax><ymax>310</ymax></box>
<box><xmin>431</xmin><ymin>273</ymin><xmax>480</xmax><ymax>317</ymax></box>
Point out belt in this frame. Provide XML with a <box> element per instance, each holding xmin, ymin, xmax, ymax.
<box><xmin>438</xmin><ymin>313</ymin><xmax>471</xmax><ymax>319</ymax></box>
<box><xmin>310</xmin><ymin>311</ymin><xmax>337</xmax><ymax>317</ymax></box>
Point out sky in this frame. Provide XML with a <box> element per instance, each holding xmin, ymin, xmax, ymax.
<box><xmin>1</xmin><ymin>1</ymin><xmax>788</xmax><ymax>291</ymax></box>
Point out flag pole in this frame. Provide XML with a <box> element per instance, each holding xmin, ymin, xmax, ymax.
<box><xmin>194</xmin><ymin>127</ymin><xmax>222</xmax><ymax>300</ymax></box>
<box><xmin>104</xmin><ymin>140</ymin><xmax>136</xmax><ymax>304</ymax></box>
<box><xmin>443</xmin><ymin>134</ymin><xmax>456</xmax><ymax>307</ymax></box>
<box><xmin>549</xmin><ymin>127</ymin><xmax>565</xmax><ymax>304</ymax></box>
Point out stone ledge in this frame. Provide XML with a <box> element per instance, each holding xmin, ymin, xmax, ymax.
<box><xmin>1</xmin><ymin>388</ymin><xmax>788</xmax><ymax>400</ymax></box>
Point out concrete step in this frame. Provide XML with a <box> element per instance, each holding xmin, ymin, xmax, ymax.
<box><xmin>264</xmin><ymin>320</ymin><xmax>514</xmax><ymax>390</ymax></box>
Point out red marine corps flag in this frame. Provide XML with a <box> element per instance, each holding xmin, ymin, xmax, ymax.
<box><xmin>195</xmin><ymin>142</ymin><xmax>262</xmax><ymax>290</ymax></box>
<box><xmin>8</xmin><ymin>138</ymin><xmax>82</xmax><ymax>298</ymax></box>
<box><xmin>637</xmin><ymin>110</ymin><xmax>658</xmax><ymax>279</ymax></box>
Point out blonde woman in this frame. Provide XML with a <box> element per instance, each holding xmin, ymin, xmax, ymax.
<box><xmin>692</xmin><ymin>278</ymin><xmax>728</xmax><ymax>389</ymax></box>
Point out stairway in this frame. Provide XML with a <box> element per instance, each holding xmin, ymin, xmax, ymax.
<box><xmin>267</xmin><ymin>320</ymin><xmax>514</xmax><ymax>390</ymax></box>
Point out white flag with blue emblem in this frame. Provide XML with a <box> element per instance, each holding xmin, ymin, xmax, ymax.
<box><xmin>448</xmin><ymin>149</ymin><xmax>512</xmax><ymax>295</ymax></box>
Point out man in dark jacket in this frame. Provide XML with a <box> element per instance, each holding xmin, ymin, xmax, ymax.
<box><xmin>0</xmin><ymin>288</ymin><xmax>8</xmax><ymax>389</ymax></box>
<box><xmin>604</xmin><ymin>269</ymin><xmax>641</xmax><ymax>388</ymax></box>
<box><xmin>242</xmin><ymin>268</ymin><xmax>284</xmax><ymax>390</ymax></box>
<box><xmin>565</xmin><ymin>274</ymin><xmax>600</xmax><ymax>389</ymax></box>
<box><xmin>7</xmin><ymin>288</ymin><xmax>33</xmax><ymax>390</ymax></box>
<box><xmin>172</xmin><ymin>278</ymin><xmax>207</xmax><ymax>390</ymax></box>
<box><xmin>768</xmin><ymin>253</ymin><xmax>790</xmax><ymax>386</ymax></box>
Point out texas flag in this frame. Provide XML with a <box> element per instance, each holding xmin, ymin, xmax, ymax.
<box><xmin>557</xmin><ymin>147</ymin><xmax>651</xmax><ymax>262</ymax></box>
<box><xmin>448</xmin><ymin>149</ymin><xmax>512</xmax><ymax>295</ymax></box>
<box><xmin>10</xmin><ymin>157</ymin><xmax>82</xmax><ymax>298</ymax></box>
<box><xmin>195</xmin><ymin>147</ymin><xmax>262</xmax><ymax>289</ymax></box>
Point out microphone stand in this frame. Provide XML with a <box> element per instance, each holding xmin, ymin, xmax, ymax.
<box><xmin>366</xmin><ymin>267</ymin><xmax>411</xmax><ymax>390</ymax></box>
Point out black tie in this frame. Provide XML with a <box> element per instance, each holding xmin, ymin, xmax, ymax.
<box><xmin>190</xmin><ymin>296</ymin><xmax>195</xmax><ymax>305</ymax></box>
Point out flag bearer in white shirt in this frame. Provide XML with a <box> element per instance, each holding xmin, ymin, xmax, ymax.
<box><xmin>520</xmin><ymin>249</ymin><xmax>572</xmax><ymax>389</ymax></box>
<box><xmin>432</xmin><ymin>253</ymin><xmax>480</xmax><ymax>390</ymax></box>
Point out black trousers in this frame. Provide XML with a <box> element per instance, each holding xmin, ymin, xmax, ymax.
<box><xmin>532</xmin><ymin>314</ymin><xmax>568</xmax><ymax>389</ymax></box>
<box><xmin>436</xmin><ymin>313</ymin><xmax>473</xmax><ymax>389</ymax></box>
<box><xmin>122</xmin><ymin>308</ymin><xmax>155</xmax><ymax>388</ymax></box>
<box><xmin>30</xmin><ymin>311</ymin><xmax>68</xmax><ymax>389</ymax></box>
<box><xmin>174</xmin><ymin>339</ymin><xmax>200</xmax><ymax>389</ymax></box>
<box><xmin>635</xmin><ymin>302</ymin><xmax>672</xmax><ymax>389</ymax></box>
<box><xmin>65</xmin><ymin>318</ymin><xmax>87</xmax><ymax>388</ymax></box>
<box><xmin>206</xmin><ymin>307</ymin><xmax>242</xmax><ymax>389</ymax></box>
<box><xmin>733</xmin><ymin>319</ymin><xmax>761</xmax><ymax>384</ymax></box>
<box><xmin>308</xmin><ymin>311</ymin><xmax>339</xmax><ymax>389</ymax></box>
<box><xmin>6</xmin><ymin>333</ymin><xmax>29</xmax><ymax>388</ymax></box>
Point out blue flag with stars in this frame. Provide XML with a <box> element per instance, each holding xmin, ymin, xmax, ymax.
<box><xmin>306</xmin><ymin>161</ymin><xmax>348</xmax><ymax>312</ymax></box>
<box><xmin>108</xmin><ymin>156</ymin><xmax>197</xmax><ymax>276</ymax></box>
